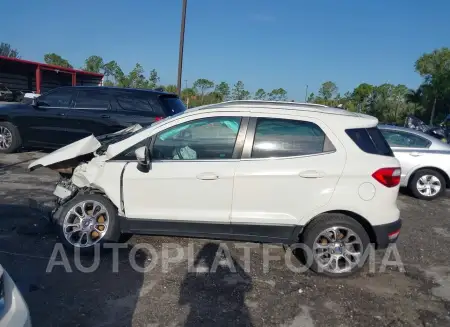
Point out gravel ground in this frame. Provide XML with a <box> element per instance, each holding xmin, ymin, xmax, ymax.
<box><xmin>0</xmin><ymin>151</ymin><xmax>449</xmax><ymax>327</ymax></box>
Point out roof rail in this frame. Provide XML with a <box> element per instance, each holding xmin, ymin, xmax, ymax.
<box><xmin>197</xmin><ymin>100</ymin><xmax>329</xmax><ymax>110</ymax></box>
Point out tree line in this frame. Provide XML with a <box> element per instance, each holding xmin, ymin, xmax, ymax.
<box><xmin>1</xmin><ymin>42</ymin><xmax>449</xmax><ymax>124</ymax></box>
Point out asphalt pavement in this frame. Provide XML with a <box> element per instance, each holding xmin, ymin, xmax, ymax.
<box><xmin>0</xmin><ymin>151</ymin><xmax>449</xmax><ymax>327</ymax></box>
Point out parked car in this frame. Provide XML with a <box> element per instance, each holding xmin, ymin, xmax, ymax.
<box><xmin>0</xmin><ymin>84</ymin><xmax>14</xmax><ymax>102</ymax></box>
<box><xmin>0</xmin><ymin>265</ymin><xmax>32</xmax><ymax>327</ymax></box>
<box><xmin>29</xmin><ymin>100</ymin><xmax>402</xmax><ymax>277</ymax></box>
<box><xmin>0</xmin><ymin>86</ymin><xmax>186</xmax><ymax>153</ymax></box>
<box><xmin>379</xmin><ymin>125</ymin><xmax>450</xmax><ymax>200</ymax></box>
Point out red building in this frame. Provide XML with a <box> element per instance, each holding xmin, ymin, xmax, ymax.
<box><xmin>0</xmin><ymin>56</ymin><xmax>104</xmax><ymax>94</ymax></box>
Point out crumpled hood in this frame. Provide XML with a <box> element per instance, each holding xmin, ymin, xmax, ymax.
<box><xmin>28</xmin><ymin>124</ymin><xmax>143</xmax><ymax>171</ymax></box>
<box><xmin>28</xmin><ymin>135</ymin><xmax>101</xmax><ymax>171</ymax></box>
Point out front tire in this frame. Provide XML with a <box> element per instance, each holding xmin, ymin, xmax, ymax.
<box><xmin>300</xmin><ymin>213</ymin><xmax>370</xmax><ymax>277</ymax></box>
<box><xmin>409</xmin><ymin>169</ymin><xmax>446</xmax><ymax>200</ymax></box>
<box><xmin>0</xmin><ymin>121</ymin><xmax>22</xmax><ymax>153</ymax></box>
<box><xmin>56</xmin><ymin>194</ymin><xmax>121</xmax><ymax>254</ymax></box>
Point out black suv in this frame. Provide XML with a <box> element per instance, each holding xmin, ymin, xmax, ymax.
<box><xmin>0</xmin><ymin>86</ymin><xmax>186</xmax><ymax>153</ymax></box>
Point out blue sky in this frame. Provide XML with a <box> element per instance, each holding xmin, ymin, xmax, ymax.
<box><xmin>3</xmin><ymin>0</ymin><xmax>449</xmax><ymax>99</ymax></box>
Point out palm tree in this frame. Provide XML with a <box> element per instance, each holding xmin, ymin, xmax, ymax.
<box><xmin>405</xmin><ymin>87</ymin><xmax>423</xmax><ymax>111</ymax></box>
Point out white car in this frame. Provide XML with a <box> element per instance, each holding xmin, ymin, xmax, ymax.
<box><xmin>379</xmin><ymin>125</ymin><xmax>450</xmax><ymax>200</ymax></box>
<box><xmin>0</xmin><ymin>265</ymin><xmax>32</xmax><ymax>327</ymax></box>
<box><xmin>28</xmin><ymin>100</ymin><xmax>402</xmax><ymax>277</ymax></box>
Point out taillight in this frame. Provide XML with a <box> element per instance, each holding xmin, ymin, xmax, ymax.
<box><xmin>372</xmin><ymin>167</ymin><xmax>401</xmax><ymax>187</ymax></box>
<box><xmin>155</xmin><ymin>116</ymin><xmax>163</xmax><ymax>122</ymax></box>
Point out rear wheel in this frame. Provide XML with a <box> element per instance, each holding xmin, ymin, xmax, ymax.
<box><xmin>409</xmin><ymin>169</ymin><xmax>446</xmax><ymax>200</ymax></box>
<box><xmin>301</xmin><ymin>213</ymin><xmax>370</xmax><ymax>277</ymax></box>
<box><xmin>56</xmin><ymin>194</ymin><xmax>121</xmax><ymax>254</ymax></box>
<box><xmin>0</xmin><ymin>121</ymin><xmax>22</xmax><ymax>153</ymax></box>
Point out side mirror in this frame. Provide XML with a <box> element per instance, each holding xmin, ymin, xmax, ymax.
<box><xmin>135</xmin><ymin>146</ymin><xmax>151</xmax><ymax>172</ymax></box>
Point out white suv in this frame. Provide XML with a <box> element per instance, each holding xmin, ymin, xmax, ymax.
<box><xmin>29</xmin><ymin>100</ymin><xmax>402</xmax><ymax>276</ymax></box>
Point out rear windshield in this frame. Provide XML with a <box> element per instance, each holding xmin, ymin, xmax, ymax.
<box><xmin>159</xmin><ymin>96</ymin><xmax>186</xmax><ymax>116</ymax></box>
<box><xmin>346</xmin><ymin>127</ymin><xmax>394</xmax><ymax>156</ymax></box>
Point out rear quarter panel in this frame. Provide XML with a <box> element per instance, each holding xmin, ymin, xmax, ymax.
<box><xmin>301</xmin><ymin>123</ymin><xmax>401</xmax><ymax>227</ymax></box>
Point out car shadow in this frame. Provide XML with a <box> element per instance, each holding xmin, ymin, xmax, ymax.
<box><xmin>0</xmin><ymin>203</ymin><xmax>146</xmax><ymax>327</ymax></box>
<box><xmin>179</xmin><ymin>242</ymin><xmax>254</xmax><ymax>327</ymax></box>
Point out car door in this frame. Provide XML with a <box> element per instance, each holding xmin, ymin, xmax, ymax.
<box><xmin>231</xmin><ymin>115</ymin><xmax>346</xmax><ymax>239</ymax></box>
<box><xmin>380</xmin><ymin>129</ymin><xmax>431</xmax><ymax>184</ymax></box>
<box><xmin>121</xmin><ymin>114</ymin><xmax>247</xmax><ymax>224</ymax></box>
<box><xmin>64</xmin><ymin>88</ymin><xmax>123</xmax><ymax>143</ymax></box>
<box><xmin>17</xmin><ymin>87</ymin><xmax>76</xmax><ymax>147</ymax></box>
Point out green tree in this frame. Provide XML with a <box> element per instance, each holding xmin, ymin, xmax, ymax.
<box><xmin>254</xmin><ymin>88</ymin><xmax>267</xmax><ymax>100</ymax></box>
<box><xmin>415</xmin><ymin>48</ymin><xmax>450</xmax><ymax>124</ymax></box>
<box><xmin>83</xmin><ymin>55</ymin><xmax>104</xmax><ymax>73</ymax></box>
<box><xmin>0</xmin><ymin>42</ymin><xmax>20</xmax><ymax>58</ymax></box>
<box><xmin>103</xmin><ymin>60</ymin><xmax>123</xmax><ymax>84</ymax></box>
<box><xmin>193</xmin><ymin>78</ymin><xmax>215</xmax><ymax>104</ymax></box>
<box><xmin>268</xmin><ymin>88</ymin><xmax>288</xmax><ymax>101</ymax></box>
<box><xmin>231</xmin><ymin>81</ymin><xmax>250</xmax><ymax>100</ymax></box>
<box><xmin>117</xmin><ymin>63</ymin><xmax>147</xmax><ymax>88</ymax></box>
<box><xmin>352</xmin><ymin>83</ymin><xmax>374</xmax><ymax>111</ymax></box>
<box><xmin>164</xmin><ymin>84</ymin><xmax>177</xmax><ymax>93</ymax></box>
<box><xmin>147</xmin><ymin>69</ymin><xmax>160</xmax><ymax>89</ymax></box>
<box><xmin>43</xmin><ymin>53</ymin><xmax>73</xmax><ymax>68</ymax></box>
<box><xmin>214</xmin><ymin>82</ymin><xmax>230</xmax><ymax>101</ymax></box>
<box><xmin>103</xmin><ymin>80</ymin><xmax>115</xmax><ymax>87</ymax></box>
<box><xmin>318</xmin><ymin>81</ymin><xmax>338</xmax><ymax>100</ymax></box>
<box><xmin>307</xmin><ymin>92</ymin><xmax>315</xmax><ymax>103</ymax></box>
<box><xmin>182</xmin><ymin>87</ymin><xmax>197</xmax><ymax>98</ymax></box>
<box><xmin>405</xmin><ymin>88</ymin><xmax>423</xmax><ymax>111</ymax></box>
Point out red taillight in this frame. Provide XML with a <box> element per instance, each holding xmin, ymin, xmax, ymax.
<box><xmin>155</xmin><ymin>116</ymin><xmax>163</xmax><ymax>122</ymax></box>
<box><xmin>372</xmin><ymin>167</ymin><xmax>401</xmax><ymax>188</ymax></box>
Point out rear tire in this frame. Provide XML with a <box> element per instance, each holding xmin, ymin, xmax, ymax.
<box><xmin>409</xmin><ymin>169</ymin><xmax>446</xmax><ymax>200</ymax></box>
<box><xmin>300</xmin><ymin>213</ymin><xmax>370</xmax><ymax>278</ymax></box>
<box><xmin>0</xmin><ymin>121</ymin><xmax>22</xmax><ymax>154</ymax></box>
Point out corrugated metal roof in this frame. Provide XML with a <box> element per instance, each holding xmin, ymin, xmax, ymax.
<box><xmin>0</xmin><ymin>55</ymin><xmax>104</xmax><ymax>77</ymax></box>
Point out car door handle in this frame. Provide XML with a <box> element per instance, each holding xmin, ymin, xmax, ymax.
<box><xmin>299</xmin><ymin>170</ymin><xmax>325</xmax><ymax>178</ymax></box>
<box><xmin>197</xmin><ymin>172</ymin><xmax>219</xmax><ymax>180</ymax></box>
<box><xmin>101</xmin><ymin>114</ymin><xmax>110</xmax><ymax>118</ymax></box>
<box><xmin>58</xmin><ymin>112</ymin><xmax>66</xmax><ymax>116</ymax></box>
<box><xmin>409</xmin><ymin>152</ymin><xmax>423</xmax><ymax>157</ymax></box>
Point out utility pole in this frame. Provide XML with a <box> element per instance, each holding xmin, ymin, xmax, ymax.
<box><xmin>304</xmin><ymin>85</ymin><xmax>309</xmax><ymax>102</ymax></box>
<box><xmin>184</xmin><ymin>79</ymin><xmax>188</xmax><ymax>89</ymax></box>
<box><xmin>176</xmin><ymin>0</ymin><xmax>188</xmax><ymax>97</ymax></box>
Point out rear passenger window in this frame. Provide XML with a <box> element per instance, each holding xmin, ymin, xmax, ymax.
<box><xmin>74</xmin><ymin>90</ymin><xmax>110</xmax><ymax>109</ymax></box>
<box><xmin>346</xmin><ymin>127</ymin><xmax>394</xmax><ymax>156</ymax></box>
<box><xmin>251</xmin><ymin>118</ymin><xmax>335</xmax><ymax>158</ymax></box>
<box><xmin>380</xmin><ymin>130</ymin><xmax>431</xmax><ymax>148</ymax></box>
<box><xmin>112</xmin><ymin>91</ymin><xmax>162</xmax><ymax>114</ymax></box>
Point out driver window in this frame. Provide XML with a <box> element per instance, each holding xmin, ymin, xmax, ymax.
<box><xmin>152</xmin><ymin>116</ymin><xmax>242</xmax><ymax>160</ymax></box>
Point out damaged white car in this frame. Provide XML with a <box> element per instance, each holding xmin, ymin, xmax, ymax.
<box><xmin>29</xmin><ymin>100</ymin><xmax>402</xmax><ymax>276</ymax></box>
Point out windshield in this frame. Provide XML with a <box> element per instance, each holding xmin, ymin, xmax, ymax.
<box><xmin>96</xmin><ymin>125</ymin><xmax>144</xmax><ymax>153</ymax></box>
<box><xmin>0</xmin><ymin>84</ymin><xmax>8</xmax><ymax>91</ymax></box>
<box><xmin>159</xmin><ymin>96</ymin><xmax>186</xmax><ymax>115</ymax></box>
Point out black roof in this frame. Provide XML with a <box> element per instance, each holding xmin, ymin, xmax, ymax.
<box><xmin>55</xmin><ymin>85</ymin><xmax>176</xmax><ymax>96</ymax></box>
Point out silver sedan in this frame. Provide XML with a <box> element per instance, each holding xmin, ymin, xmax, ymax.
<box><xmin>378</xmin><ymin>125</ymin><xmax>450</xmax><ymax>200</ymax></box>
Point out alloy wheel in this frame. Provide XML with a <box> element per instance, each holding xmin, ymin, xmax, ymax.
<box><xmin>416</xmin><ymin>175</ymin><xmax>441</xmax><ymax>197</ymax></box>
<box><xmin>312</xmin><ymin>226</ymin><xmax>364</xmax><ymax>274</ymax></box>
<box><xmin>63</xmin><ymin>200</ymin><xmax>109</xmax><ymax>248</ymax></box>
<box><xmin>0</xmin><ymin>126</ymin><xmax>12</xmax><ymax>150</ymax></box>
